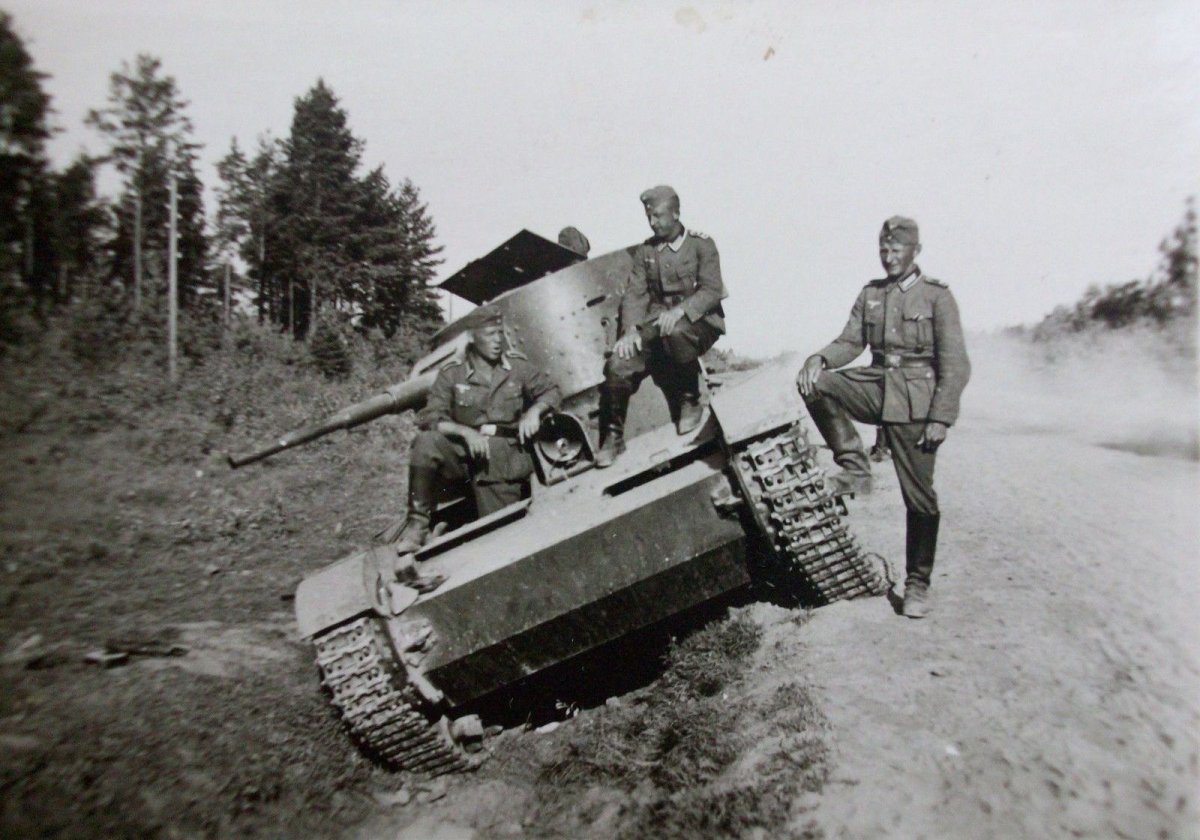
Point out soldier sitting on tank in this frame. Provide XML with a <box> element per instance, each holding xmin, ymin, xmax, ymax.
<box><xmin>392</xmin><ymin>304</ymin><xmax>561</xmax><ymax>555</ymax></box>
<box><xmin>596</xmin><ymin>185</ymin><xmax>728</xmax><ymax>467</ymax></box>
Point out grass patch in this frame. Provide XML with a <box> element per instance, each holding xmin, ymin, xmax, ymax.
<box><xmin>0</xmin><ymin>316</ymin><xmax>426</xmax><ymax>838</ymax></box>
<box><xmin>525</xmin><ymin>612</ymin><xmax>831</xmax><ymax>839</ymax></box>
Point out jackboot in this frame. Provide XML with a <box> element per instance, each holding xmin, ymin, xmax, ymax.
<box><xmin>804</xmin><ymin>396</ymin><xmax>872</xmax><ymax>494</ymax></box>
<box><xmin>675</xmin><ymin>362</ymin><xmax>705</xmax><ymax>435</ymax></box>
<box><xmin>902</xmin><ymin>510</ymin><xmax>940</xmax><ymax>619</ymax></box>
<box><xmin>393</xmin><ymin>465</ymin><xmax>437</xmax><ymax>555</ymax></box>
<box><xmin>595</xmin><ymin>385</ymin><xmax>630</xmax><ymax>469</ymax></box>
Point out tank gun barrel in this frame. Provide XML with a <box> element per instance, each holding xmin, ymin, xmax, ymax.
<box><xmin>227</xmin><ymin>370</ymin><xmax>439</xmax><ymax>469</ymax></box>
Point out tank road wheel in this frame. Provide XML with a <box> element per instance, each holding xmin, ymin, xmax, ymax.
<box><xmin>730</xmin><ymin>424</ymin><xmax>888</xmax><ymax>603</ymax></box>
<box><xmin>313</xmin><ymin>616</ymin><xmax>481</xmax><ymax>775</ymax></box>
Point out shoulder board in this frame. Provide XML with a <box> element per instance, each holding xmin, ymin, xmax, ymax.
<box><xmin>505</xmin><ymin>349</ymin><xmax>528</xmax><ymax>361</ymax></box>
<box><xmin>440</xmin><ymin>359</ymin><xmax>464</xmax><ymax>370</ymax></box>
<box><xmin>642</xmin><ymin>236</ymin><xmax>658</xmax><ymax>246</ymax></box>
<box><xmin>865</xmin><ymin>278</ymin><xmax>889</xmax><ymax>288</ymax></box>
<box><xmin>688</xmin><ymin>229</ymin><xmax>710</xmax><ymax>240</ymax></box>
<box><xmin>923</xmin><ymin>276</ymin><xmax>949</xmax><ymax>288</ymax></box>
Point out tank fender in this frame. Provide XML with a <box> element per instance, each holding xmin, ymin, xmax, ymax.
<box><xmin>709</xmin><ymin>352</ymin><xmax>806</xmax><ymax>446</ymax></box>
<box><xmin>295</xmin><ymin>547</ymin><xmax>396</xmax><ymax>638</ymax></box>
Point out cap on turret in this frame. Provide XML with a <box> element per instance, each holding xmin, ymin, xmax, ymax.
<box><xmin>639</xmin><ymin>185</ymin><xmax>679</xmax><ymax>208</ymax></box>
<box><xmin>880</xmin><ymin>216</ymin><xmax>920</xmax><ymax>245</ymax></box>
<box><xmin>557</xmin><ymin>226</ymin><xmax>591</xmax><ymax>257</ymax></box>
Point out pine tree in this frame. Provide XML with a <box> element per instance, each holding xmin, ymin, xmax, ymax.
<box><xmin>268</xmin><ymin>79</ymin><xmax>362</xmax><ymax>337</ymax></box>
<box><xmin>0</xmin><ymin>11</ymin><xmax>53</xmax><ymax>304</ymax></box>
<box><xmin>215</xmin><ymin>135</ymin><xmax>281</xmax><ymax>323</ymax></box>
<box><xmin>213</xmin><ymin>137</ymin><xmax>250</xmax><ymax>317</ymax></box>
<box><xmin>34</xmin><ymin>155</ymin><xmax>108</xmax><ymax>306</ymax></box>
<box><xmin>267</xmin><ymin>80</ymin><xmax>443</xmax><ymax>339</ymax></box>
<box><xmin>213</xmin><ymin>138</ymin><xmax>249</xmax><ymax>266</ymax></box>
<box><xmin>86</xmin><ymin>54</ymin><xmax>208</xmax><ymax>311</ymax></box>
<box><xmin>394</xmin><ymin>177</ymin><xmax>443</xmax><ymax>329</ymax></box>
<box><xmin>357</xmin><ymin>175</ymin><xmax>443</xmax><ymax>337</ymax></box>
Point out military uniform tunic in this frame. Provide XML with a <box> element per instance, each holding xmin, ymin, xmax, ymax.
<box><xmin>809</xmin><ymin>269</ymin><xmax>970</xmax><ymax>515</ymax></box>
<box><xmin>606</xmin><ymin>229</ymin><xmax>727</xmax><ymax>388</ymax></box>
<box><xmin>817</xmin><ymin>269</ymin><xmax>970</xmax><ymax>425</ymax></box>
<box><xmin>620</xmin><ymin>230</ymin><xmax>727</xmax><ymax>335</ymax></box>
<box><xmin>412</xmin><ymin>350</ymin><xmax>561</xmax><ymax>515</ymax></box>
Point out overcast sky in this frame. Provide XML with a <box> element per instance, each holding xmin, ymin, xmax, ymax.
<box><xmin>9</xmin><ymin>0</ymin><xmax>1200</xmax><ymax>356</ymax></box>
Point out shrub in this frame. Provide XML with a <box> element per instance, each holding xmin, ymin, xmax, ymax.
<box><xmin>307</xmin><ymin>312</ymin><xmax>354</xmax><ymax>380</ymax></box>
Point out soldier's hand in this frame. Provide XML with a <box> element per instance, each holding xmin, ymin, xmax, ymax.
<box><xmin>654</xmin><ymin>307</ymin><xmax>686</xmax><ymax>336</ymax></box>
<box><xmin>461</xmin><ymin>428</ymin><xmax>490</xmax><ymax>461</ymax></box>
<box><xmin>518</xmin><ymin>407</ymin><xmax>543</xmax><ymax>444</ymax></box>
<box><xmin>796</xmin><ymin>355</ymin><xmax>825</xmax><ymax>397</ymax></box>
<box><xmin>614</xmin><ymin>332</ymin><xmax>642</xmax><ymax>360</ymax></box>
<box><xmin>918</xmin><ymin>421</ymin><xmax>948</xmax><ymax>452</ymax></box>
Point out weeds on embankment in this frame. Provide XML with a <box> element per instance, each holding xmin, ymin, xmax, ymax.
<box><xmin>523</xmin><ymin>612</ymin><xmax>830</xmax><ymax>840</ymax></box>
<box><xmin>0</xmin><ymin>314</ymin><xmax>428</xmax><ymax>837</ymax></box>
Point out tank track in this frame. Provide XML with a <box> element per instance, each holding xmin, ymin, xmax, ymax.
<box><xmin>733</xmin><ymin>424</ymin><xmax>888</xmax><ymax>602</ymax></box>
<box><xmin>314</xmin><ymin>616</ymin><xmax>479</xmax><ymax>775</ymax></box>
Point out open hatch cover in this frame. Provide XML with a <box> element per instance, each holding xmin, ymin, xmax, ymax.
<box><xmin>437</xmin><ymin>229</ymin><xmax>585</xmax><ymax>305</ymax></box>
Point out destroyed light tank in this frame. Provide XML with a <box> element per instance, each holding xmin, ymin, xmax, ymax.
<box><xmin>229</xmin><ymin>230</ymin><xmax>888</xmax><ymax>774</ymax></box>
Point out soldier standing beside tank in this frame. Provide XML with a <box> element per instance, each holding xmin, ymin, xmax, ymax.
<box><xmin>795</xmin><ymin>217</ymin><xmax>970</xmax><ymax>618</ymax></box>
<box><xmin>392</xmin><ymin>305</ymin><xmax>561</xmax><ymax>554</ymax></box>
<box><xmin>596</xmin><ymin>185</ymin><xmax>728</xmax><ymax>467</ymax></box>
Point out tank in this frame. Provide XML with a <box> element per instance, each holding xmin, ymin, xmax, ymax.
<box><xmin>228</xmin><ymin>229</ymin><xmax>888</xmax><ymax>774</ymax></box>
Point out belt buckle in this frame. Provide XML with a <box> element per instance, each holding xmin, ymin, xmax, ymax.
<box><xmin>884</xmin><ymin>353</ymin><xmax>901</xmax><ymax>369</ymax></box>
<box><xmin>479</xmin><ymin>423</ymin><xmax>497</xmax><ymax>437</ymax></box>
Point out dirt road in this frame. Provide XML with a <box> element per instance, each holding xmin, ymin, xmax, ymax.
<box><xmin>796</xmin><ymin>417</ymin><xmax>1200</xmax><ymax>839</ymax></box>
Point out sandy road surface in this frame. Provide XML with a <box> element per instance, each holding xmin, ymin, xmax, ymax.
<box><xmin>796</xmin><ymin>416</ymin><xmax>1200</xmax><ymax>839</ymax></box>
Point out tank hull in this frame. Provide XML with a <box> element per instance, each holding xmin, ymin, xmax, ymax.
<box><xmin>297</xmin><ymin>418</ymin><xmax>752</xmax><ymax>709</ymax></box>
<box><xmin>399</xmin><ymin>451</ymin><xmax>749</xmax><ymax>707</ymax></box>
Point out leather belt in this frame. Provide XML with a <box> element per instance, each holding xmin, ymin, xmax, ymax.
<box><xmin>872</xmin><ymin>352</ymin><xmax>934</xmax><ymax>370</ymax></box>
<box><xmin>477</xmin><ymin>423</ymin><xmax>519</xmax><ymax>439</ymax></box>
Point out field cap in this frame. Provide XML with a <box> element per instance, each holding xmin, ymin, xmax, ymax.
<box><xmin>557</xmin><ymin>226</ymin><xmax>591</xmax><ymax>257</ymax></box>
<box><xmin>462</xmin><ymin>303</ymin><xmax>503</xmax><ymax>331</ymax></box>
<box><xmin>639</xmin><ymin>185</ymin><xmax>679</xmax><ymax>208</ymax></box>
<box><xmin>880</xmin><ymin>216</ymin><xmax>920</xmax><ymax>245</ymax></box>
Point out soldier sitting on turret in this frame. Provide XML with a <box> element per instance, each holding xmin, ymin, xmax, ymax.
<box><xmin>596</xmin><ymin>185</ymin><xmax>728</xmax><ymax>467</ymax></box>
<box><xmin>392</xmin><ymin>304</ymin><xmax>561</xmax><ymax>555</ymax></box>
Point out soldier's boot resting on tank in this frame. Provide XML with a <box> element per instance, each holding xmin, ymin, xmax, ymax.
<box><xmin>393</xmin><ymin>466</ymin><xmax>437</xmax><ymax>555</ymax></box>
<box><xmin>804</xmin><ymin>397</ymin><xmax>872</xmax><ymax>495</ymax></box>
<box><xmin>902</xmin><ymin>511</ymin><xmax>940</xmax><ymax>619</ymax></box>
<box><xmin>674</xmin><ymin>363</ymin><xmax>705</xmax><ymax>436</ymax></box>
<box><xmin>595</xmin><ymin>386</ymin><xmax>631</xmax><ymax>469</ymax></box>
<box><xmin>595</xmin><ymin>432</ymin><xmax>625</xmax><ymax>469</ymax></box>
<box><xmin>677</xmin><ymin>394</ymin><xmax>704</xmax><ymax>435</ymax></box>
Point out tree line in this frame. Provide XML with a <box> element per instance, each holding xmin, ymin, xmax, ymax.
<box><xmin>1030</xmin><ymin>200</ymin><xmax>1197</xmax><ymax>342</ymax></box>
<box><xmin>0</xmin><ymin>11</ymin><xmax>443</xmax><ymax>350</ymax></box>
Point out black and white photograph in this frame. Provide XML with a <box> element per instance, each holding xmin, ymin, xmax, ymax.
<box><xmin>1</xmin><ymin>2</ymin><xmax>1197</xmax><ymax>837</ymax></box>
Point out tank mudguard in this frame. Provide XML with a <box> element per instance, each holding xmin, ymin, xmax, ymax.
<box><xmin>295</xmin><ymin>547</ymin><xmax>392</xmax><ymax>638</ymax></box>
<box><xmin>709</xmin><ymin>353</ymin><xmax>806</xmax><ymax>445</ymax></box>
